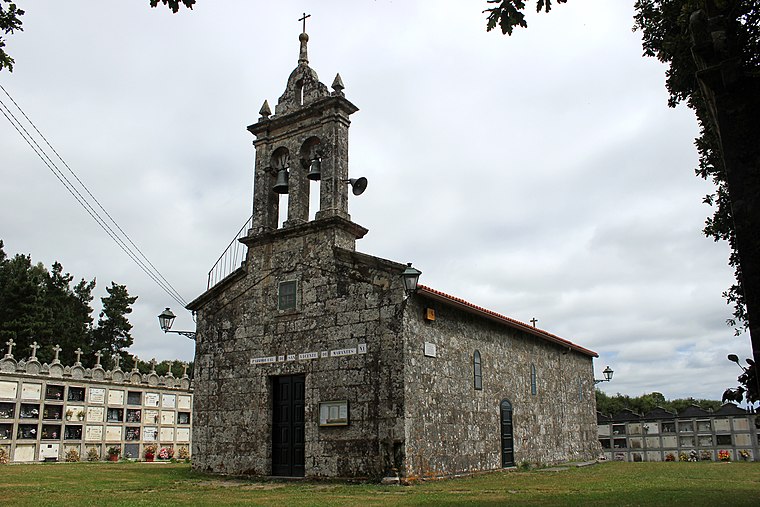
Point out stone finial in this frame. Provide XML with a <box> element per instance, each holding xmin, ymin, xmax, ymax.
<box><xmin>331</xmin><ymin>73</ymin><xmax>345</xmax><ymax>96</ymax></box>
<box><xmin>298</xmin><ymin>32</ymin><xmax>309</xmax><ymax>65</ymax></box>
<box><xmin>132</xmin><ymin>355</ymin><xmax>140</xmax><ymax>372</ymax></box>
<box><xmin>149</xmin><ymin>358</ymin><xmax>157</xmax><ymax>373</ymax></box>
<box><xmin>52</xmin><ymin>344</ymin><xmax>62</xmax><ymax>363</ymax></box>
<box><xmin>112</xmin><ymin>353</ymin><xmax>121</xmax><ymax>370</ymax></box>
<box><xmin>259</xmin><ymin>100</ymin><xmax>271</xmax><ymax>119</ymax></box>
<box><xmin>74</xmin><ymin>347</ymin><xmax>83</xmax><ymax>365</ymax></box>
<box><xmin>29</xmin><ymin>341</ymin><xmax>39</xmax><ymax>359</ymax></box>
<box><xmin>94</xmin><ymin>350</ymin><xmax>102</xmax><ymax>366</ymax></box>
<box><xmin>5</xmin><ymin>339</ymin><xmax>15</xmax><ymax>358</ymax></box>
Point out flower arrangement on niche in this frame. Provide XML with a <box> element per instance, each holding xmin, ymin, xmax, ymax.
<box><xmin>738</xmin><ymin>449</ymin><xmax>751</xmax><ymax>461</ymax></box>
<box><xmin>665</xmin><ymin>453</ymin><xmax>676</xmax><ymax>462</ymax></box>
<box><xmin>177</xmin><ymin>447</ymin><xmax>190</xmax><ymax>460</ymax></box>
<box><xmin>158</xmin><ymin>447</ymin><xmax>174</xmax><ymax>460</ymax></box>
<box><xmin>87</xmin><ymin>447</ymin><xmax>100</xmax><ymax>461</ymax></box>
<box><xmin>65</xmin><ymin>448</ymin><xmax>80</xmax><ymax>462</ymax></box>
<box><xmin>144</xmin><ymin>444</ymin><xmax>156</xmax><ymax>461</ymax></box>
<box><xmin>700</xmin><ymin>450</ymin><xmax>712</xmax><ymax>461</ymax></box>
<box><xmin>718</xmin><ymin>450</ymin><xmax>731</xmax><ymax>462</ymax></box>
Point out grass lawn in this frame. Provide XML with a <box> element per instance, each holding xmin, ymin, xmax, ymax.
<box><xmin>1</xmin><ymin>461</ymin><xmax>759</xmax><ymax>506</ymax></box>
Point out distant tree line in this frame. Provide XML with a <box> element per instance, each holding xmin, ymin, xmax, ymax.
<box><xmin>0</xmin><ymin>240</ymin><xmax>191</xmax><ymax>376</ymax></box>
<box><xmin>596</xmin><ymin>390</ymin><xmax>722</xmax><ymax>416</ymax></box>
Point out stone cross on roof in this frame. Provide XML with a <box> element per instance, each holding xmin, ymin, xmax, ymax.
<box><xmin>74</xmin><ymin>347</ymin><xmax>83</xmax><ymax>364</ymax></box>
<box><xmin>5</xmin><ymin>339</ymin><xmax>15</xmax><ymax>357</ymax></box>
<box><xmin>29</xmin><ymin>341</ymin><xmax>39</xmax><ymax>359</ymax></box>
<box><xmin>52</xmin><ymin>344</ymin><xmax>62</xmax><ymax>362</ymax></box>
<box><xmin>112</xmin><ymin>353</ymin><xmax>121</xmax><ymax>369</ymax></box>
<box><xmin>94</xmin><ymin>350</ymin><xmax>102</xmax><ymax>366</ymax></box>
<box><xmin>299</xmin><ymin>12</ymin><xmax>311</xmax><ymax>33</ymax></box>
<box><xmin>530</xmin><ymin>318</ymin><xmax>539</xmax><ymax>328</ymax></box>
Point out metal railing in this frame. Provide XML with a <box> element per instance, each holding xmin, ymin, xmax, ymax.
<box><xmin>207</xmin><ymin>215</ymin><xmax>253</xmax><ymax>290</ymax></box>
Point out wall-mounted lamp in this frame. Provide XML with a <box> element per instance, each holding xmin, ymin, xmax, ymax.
<box><xmin>594</xmin><ymin>365</ymin><xmax>614</xmax><ymax>385</ymax></box>
<box><xmin>158</xmin><ymin>308</ymin><xmax>196</xmax><ymax>340</ymax></box>
<box><xmin>401</xmin><ymin>263</ymin><xmax>422</xmax><ymax>294</ymax></box>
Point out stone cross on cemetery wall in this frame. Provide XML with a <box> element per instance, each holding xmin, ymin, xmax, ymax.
<box><xmin>52</xmin><ymin>344</ymin><xmax>62</xmax><ymax>362</ymax></box>
<box><xmin>5</xmin><ymin>339</ymin><xmax>15</xmax><ymax>358</ymax></box>
<box><xmin>112</xmin><ymin>353</ymin><xmax>121</xmax><ymax>370</ymax></box>
<box><xmin>74</xmin><ymin>347</ymin><xmax>83</xmax><ymax>364</ymax></box>
<box><xmin>94</xmin><ymin>350</ymin><xmax>102</xmax><ymax>366</ymax></box>
<box><xmin>181</xmin><ymin>362</ymin><xmax>189</xmax><ymax>378</ymax></box>
<box><xmin>132</xmin><ymin>355</ymin><xmax>140</xmax><ymax>372</ymax></box>
<box><xmin>149</xmin><ymin>358</ymin><xmax>157</xmax><ymax>373</ymax></box>
<box><xmin>29</xmin><ymin>341</ymin><xmax>39</xmax><ymax>359</ymax></box>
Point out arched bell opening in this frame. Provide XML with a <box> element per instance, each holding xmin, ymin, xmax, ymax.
<box><xmin>300</xmin><ymin>137</ymin><xmax>322</xmax><ymax>221</ymax></box>
<box><xmin>270</xmin><ymin>147</ymin><xmax>291</xmax><ymax>228</ymax></box>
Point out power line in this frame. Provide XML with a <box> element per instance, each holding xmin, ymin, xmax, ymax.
<box><xmin>0</xmin><ymin>84</ymin><xmax>188</xmax><ymax>308</ymax></box>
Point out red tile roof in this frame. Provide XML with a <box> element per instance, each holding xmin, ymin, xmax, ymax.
<box><xmin>416</xmin><ymin>285</ymin><xmax>598</xmax><ymax>358</ymax></box>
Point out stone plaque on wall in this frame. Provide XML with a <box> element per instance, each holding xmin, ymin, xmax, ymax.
<box><xmin>177</xmin><ymin>395</ymin><xmax>191</xmax><ymax>410</ymax></box>
<box><xmin>145</xmin><ymin>392</ymin><xmax>160</xmax><ymax>407</ymax></box>
<box><xmin>160</xmin><ymin>411</ymin><xmax>175</xmax><ymax>425</ymax></box>
<box><xmin>159</xmin><ymin>427</ymin><xmax>174</xmax><ymax>442</ymax></box>
<box><xmin>21</xmin><ymin>383</ymin><xmax>42</xmax><ymax>400</ymax></box>
<box><xmin>89</xmin><ymin>388</ymin><xmax>105</xmax><ymax>404</ymax></box>
<box><xmin>86</xmin><ymin>406</ymin><xmax>104</xmax><ymax>422</ymax></box>
<box><xmin>85</xmin><ymin>425</ymin><xmax>103</xmax><ymax>441</ymax></box>
<box><xmin>176</xmin><ymin>428</ymin><xmax>190</xmax><ymax>442</ymax></box>
<box><xmin>145</xmin><ymin>410</ymin><xmax>159</xmax><ymax>424</ymax></box>
<box><xmin>105</xmin><ymin>426</ymin><xmax>122</xmax><ymax>442</ymax></box>
<box><xmin>13</xmin><ymin>444</ymin><xmax>36</xmax><ymax>462</ymax></box>
<box><xmin>161</xmin><ymin>394</ymin><xmax>176</xmax><ymax>408</ymax></box>
<box><xmin>0</xmin><ymin>380</ymin><xmax>17</xmax><ymax>399</ymax></box>
<box><xmin>107</xmin><ymin>389</ymin><xmax>124</xmax><ymax>405</ymax></box>
<box><xmin>143</xmin><ymin>426</ymin><xmax>158</xmax><ymax>441</ymax></box>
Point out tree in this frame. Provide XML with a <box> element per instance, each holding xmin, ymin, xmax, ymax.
<box><xmin>0</xmin><ymin>0</ymin><xmax>195</xmax><ymax>73</ymax></box>
<box><xmin>595</xmin><ymin>390</ymin><xmax>722</xmax><ymax>415</ymax></box>
<box><xmin>92</xmin><ymin>282</ymin><xmax>137</xmax><ymax>369</ymax></box>
<box><xmin>0</xmin><ymin>241</ymin><xmax>138</xmax><ymax>368</ymax></box>
<box><xmin>484</xmin><ymin>0</ymin><xmax>760</xmax><ymax>401</ymax></box>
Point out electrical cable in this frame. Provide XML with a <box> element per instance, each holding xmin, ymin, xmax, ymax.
<box><xmin>0</xmin><ymin>85</ymin><xmax>188</xmax><ymax>308</ymax></box>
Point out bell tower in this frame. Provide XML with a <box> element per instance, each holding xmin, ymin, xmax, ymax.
<box><xmin>246</xmin><ymin>25</ymin><xmax>363</xmax><ymax>243</ymax></box>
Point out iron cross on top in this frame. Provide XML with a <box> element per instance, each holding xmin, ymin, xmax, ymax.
<box><xmin>299</xmin><ymin>12</ymin><xmax>311</xmax><ymax>33</ymax></box>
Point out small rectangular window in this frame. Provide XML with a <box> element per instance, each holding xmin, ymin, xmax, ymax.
<box><xmin>278</xmin><ymin>280</ymin><xmax>297</xmax><ymax>310</ymax></box>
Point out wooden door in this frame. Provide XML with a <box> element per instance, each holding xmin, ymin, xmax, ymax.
<box><xmin>500</xmin><ymin>399</ymin><xmax>514</xmax><ymax>467</ymax></box>
<box><xmin>272</xmin><ymin>375</ymin><xmax>305</xmax><ymax>476</ymax></box>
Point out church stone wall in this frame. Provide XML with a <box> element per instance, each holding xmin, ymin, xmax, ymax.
<box><xmin>191</xmin><ymin>223</ymin><xmax>408</xmax><ymax>478</ymax></box>
<box><xmin>402</xmin><ymin>297</ymin><xmax>599</xmax><ymax>476</ymax></box>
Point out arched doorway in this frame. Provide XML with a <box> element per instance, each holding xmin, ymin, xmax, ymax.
<box><xmin>500</xmin><ymin>399</ymin><xmax>514</xmax><ymax>467</ymax></box>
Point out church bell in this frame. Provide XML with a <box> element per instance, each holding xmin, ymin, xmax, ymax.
<box><xmin>307</xmin><ymin>157</ymin><xmax>322</xmax><ymax>181</ymax></box>
<box><xmin>273</xmin><ymin>168</ymin><xmax>289</xmax><ymax>194</ymax></box>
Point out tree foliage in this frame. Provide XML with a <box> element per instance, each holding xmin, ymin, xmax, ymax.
<box><xmin>596</xmin><ymin>389</ymin><xmax>723</xmax><ymax>415</ymax></box>
<box><xmin>0</xmin><ymin>240</ymin><xmax>132</xmax><ymax>368</ymax></box>
<box><xmin>0</xmin><ymin>0</ymin><xmax>194</xmax><ymax>73</ymax></box>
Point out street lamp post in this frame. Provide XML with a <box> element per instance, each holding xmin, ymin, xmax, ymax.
<box><xmin>157</xmin><ymin>308</ymin><xmax>196</xmax><ymax>340</ymax></box>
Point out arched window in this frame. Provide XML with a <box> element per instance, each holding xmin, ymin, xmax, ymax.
<box><xmin>473</xmin><ymin>350</ymin><xmax>482</xmax><ymax>390</ymax></box>
<box><xmin>530</xmin><ymin>364</ymin><xmax>537</xmax><ymax>395</ymax></box>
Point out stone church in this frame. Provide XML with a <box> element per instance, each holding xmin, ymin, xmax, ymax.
<box><xmin>187</xmin><ymin>28</ymin><xmax>601</xmax><ymax>479</ymax></box>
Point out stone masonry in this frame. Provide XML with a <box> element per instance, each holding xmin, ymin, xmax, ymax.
<box><xmin>187</xmin><ymin>28</ymin><xmax>601</xmax><ymax>479</ymax></box>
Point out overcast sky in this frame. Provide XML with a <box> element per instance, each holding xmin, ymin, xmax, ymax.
<box><xmin>0</xmin><ymin>1</ymin><xmax>751</xmax><ymax>403</ymax></box>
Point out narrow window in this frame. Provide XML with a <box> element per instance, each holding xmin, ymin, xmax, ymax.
<box><xmin>530</xmin><ymin>364</ymin><xmax>537</xmax><ymax>395</ymax></box>
<box><xmin>473</xmin><ymin>350</ymin><xmax>482</xmax><ymax>390</ymax></box>
<box><xmin>578</xmin><ymin>377</ymin><xmax>584</xmax><ymax>401</ymax></box>
<box><xmin>278</xmin><ymin>280</ymin><xmax>297</xmax><ymax>310</ymax></box>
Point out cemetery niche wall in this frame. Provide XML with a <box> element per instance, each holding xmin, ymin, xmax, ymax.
<box><xmin>597</xmin><ymin>404</ymin><xmax>760</xmax><ymax>462</ymax></box>
<box><xmin>0</xmin><ymin>342</ymin><xmax>193</xmax><ymax>463</ymax></box>
<box><xmin>187</xmin><ymin>27</ymin><xmax>601</xmax><ymax>480</ymax></box>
